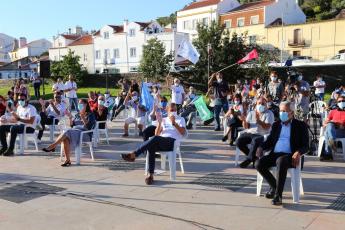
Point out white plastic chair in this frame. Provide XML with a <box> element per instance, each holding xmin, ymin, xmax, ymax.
<box><xmin>235</xmin><ymin>132</ymin><xmax>268</xmax><ymax>167</ymax></box>
<box><xmin>256</xmin><ymin>160</ymin><xmax>304</xmax><ymax>203</ymax></box>
<box><xmin>145</xmin><ymin>131</ymin><xmax>188</xmax><ymax>181</ymax></box>
<box><xmin>48</xmin><ymin>117</ymin><xmax>60</xmax><ymax>142</ymax></box>
<box><xmin>317</xmin><ymin>127</ymin><xmax>345</xmax><ymax>160</ymax></box>
<box><xmin>14</xmin><ymin>127</ymin><xmax>39</xmax><ymax>155</ymax></box>
<box><xmin>94</xmin><ymin>121</ymin><xmax>109</xmax><ymax>147</ymax></box>
<box><xmin>60</xmin><ymin>129</ymin><xmax>95</xmax><ymax>165</ymax></box>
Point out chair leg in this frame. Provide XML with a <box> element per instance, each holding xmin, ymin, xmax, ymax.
<box><xmin>168</xmin><ymin>151</ymin><xmax>176</xmax><ymax>181</ymax></box>
<box><xmin>340</xmin><ymin>139</ymin><xmax>345</xmax><ymax>160</ymax></box>
<box><xmin>160</xmin><ymin>153</ymin><xmax>166</xmax><ymax>170</ymax></box>
<box><xmin>33</xmin><ymin>136</ymin><xmax>39</xmax><ymax>151</ymax></box>
<box><xmin>19</xmin><ymin>134</ymin><xmax>24</xmax><ymax>155</ymax></box>
<box><xmin>105</xmin><ymin>130</ymin><xmax>110</xmax><ymax>145</ymax></box>
<box><xmin>89</xmin><ymin>143</ymin><xmax>94</xmax><ymax>160</ymax></box>
<box><xmin>290</xmin><ymin>169</ymin><xmax>300</xmax><ymax>203</ymax></box>
<box><xmin>235</xmin><ymin>148</ymin><xmax>240</xmax><ymax>167</ymax></box>
<box><xmin>144</xmin><ymin>151</ymin><xmax>149</xmax><ymax>175</ymax></box>
<box><xmin>317</xmin><ymin>136</ymin><xmax>325</xmax><ymax>157</ymax></box>
<box><xmin>75</xmin><ymin>146</ymin><xmax>81</xmax><ymax>165</ymax></box>
<box><xmin>177</xmin><ymin>149</ymin><xmax>185</xmax><ymax>174</ymax></box>
<box><xmin>256</xmin><ymin>172</ymin><xmax>264</xmax><ymax>197</ymax></box>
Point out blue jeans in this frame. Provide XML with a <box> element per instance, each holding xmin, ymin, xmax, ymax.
<box><xmin>69</xmin><ymin>98</ymin><xmax>79</xmax><ymax>112</ymax></box>
<box><xmin>324</xmin><ymin>123</ymin><xmax>345</xmax><ymax>155</ymax></box>
<box><xmin>214</xmin><ymin>100</ymin><xmax>229</xmax><ymax>129</ymax></box>
<box><xmin>315</xmin><ymin>93</ymin><xmax>324</xmax><ymax>101</ymax></box>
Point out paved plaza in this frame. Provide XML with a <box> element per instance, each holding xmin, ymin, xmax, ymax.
<box><xmin>0</xmin><ymin>120</ymin><xmax>345</xmax><ymax>230</ymax></box>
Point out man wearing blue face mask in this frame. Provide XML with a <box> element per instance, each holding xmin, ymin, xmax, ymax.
<box><xmin>320</xmin><ymin>96</ymin><xmax>345</xmax><ymax>161</ymax></box>
<box><xmin>236</xmin><ymin>97</ymin><xmax>275</xmax><ymax>168</ymax></box>
<box><xmin>0</xmin><ymin>94</ymin><xmax>37</xmax><ymax>156</ymax></box>
<box><xmin>255</xmin><ymin>101</ymin><xmax>309</xmax><ymax>206</ymax></box>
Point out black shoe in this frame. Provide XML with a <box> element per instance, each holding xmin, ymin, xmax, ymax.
<box><xmin>265</xmin><ymin>189</ymin><xmax>276</xmax><ymax>199</ymax></box>
<box><xmin>320</xmin><ymin>154</ymin><xmax>333</xmax><ymax>161</ymax></box>
<box><xmin>239</xmin><ymin>159</ymin><xmax>252</xmax><ymax>168</ymax></box>
<box><xmin>222</xmin><ymin>135</ymin><xmax>228</xmax><ymax>142</ymax></box>
<box><xmin>61</xmin><ymin>161</ymin><xmax>72</xmax><ymax>167</ymax></box>
<box><xmin>214</xmin><ymin>127</ymin><xmax>221</xmax><ymax>131</ymax></box>
<box><xmin>229</xmin><ymin>140</ymin><xmax>235</xmax><ymax>146</ymax></box>
<box><xmin>0</xmin><ymin>148</ymin><xmax>7</xmax><ymax>155</ymax></box>
<box><xmin>3</xmin><ymin>149</ymin><xmax>14</xmax><ymax>157</ymax></box>
<box><xmin>271</xmin><ymin>196</ymin><xmax>283</xmax><ymax>206</ymax></box>
<box><xmin>42</xmin><ymin>148</ymin><xmax>55</xmax><ymax>153</ymax></box>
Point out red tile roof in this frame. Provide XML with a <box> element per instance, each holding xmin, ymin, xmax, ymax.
<box><xmin>226</xmin><ymin>0</ymin><xmax>275</xmax><ymax>13</ymax></box>
<box><xmin>68</xmin><ymin>35</ymin><xmax>93</xmax><ymax>46</ymax></box>
<box><xmin>180</xmin><ymin>0</ymin><xmax>220</xmax><ymax>11</ymax></box>
<box><xmin>61</xmin><ymin>34</ymin><xmax>81</xmax><ymax>40</ymax></box>
<box><xmin>108</xmin><ymin>25</ymin><xmax>124</xmax><ymax>33</ymax></box>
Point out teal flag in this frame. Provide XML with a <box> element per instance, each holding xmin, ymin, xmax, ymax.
<box><xmin>194</xmin><ymin>96</ymin><xmax>213</xmax><ymax>121</ymax></box>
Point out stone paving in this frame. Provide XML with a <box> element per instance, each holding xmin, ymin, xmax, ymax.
<box><xmin>0</xmin><ymin>120</ymin><xmax>345</xmax><ymax>230</ymax></box>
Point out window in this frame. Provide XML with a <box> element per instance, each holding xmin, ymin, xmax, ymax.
<box><xmin>202</xmin><ymin>18</ymin><xmax>209</xmax><ymax>26</ymax></box>
<box><xmin>104</xmin><ymin>49</ymin><xmax>110</xmax><ymax>60</ymax></box>
<box><xmin>224</xmin><ymin>20</ymin><xmax>232</xmax><ymax>29</ymax></box>
<box><xmin>130</xmin><ymin>48</ymin><xmax>136</xmax><ymax>58</ymax></box>
<box><xmin>249</xmin><ymin>35</ymin><xmax>257</xmax><ymax>45</ymax></box>
<box><xmin>103</xmin><ymin>31</ymin><xmax>109</xmax><ymax>39</ymax></box>
<box><xmin>113</xmin><ymin>48</ymin><xmax>120</xmax><ymax>58</ymax></box>
<box><xmin>129</xmin><ymin>66</ymin><xmax>138</xmax><ymax>72</ymax></box>
<box><xmin>129</xmin><ymin>29</ymin><xmax>136</xmax><ymax>37</ymax></box>
<box><xmin>237</xmin><ymin>18</ymin><xmax>245</xmax><ymax>27</ymax></box>
<box><xmin>293</xmin><ymin>51</ymin><xmax>301</xmax><ymax>57</ymax></box>
<box><xmin>83</xmin><ymin>53</ymin><xmax>87</xmax><ymax>61</ymax></box>
<box><xmin>250</xmin><ymin>15</ymin><xmax>259</xmax><ymax>25</ymax></box>
<box><xmin>95</xmin><ymin>50</ymin><xmax>101</xmax><ymax>59</ymax></box>
<box><xmin>192</xmin><ymin>19</ymin><xmax>198</xmax><ymax>30</ymax></box>
<box><xmin>183</xmin><ymin>20</ymin><xmax>190</xmax><ymax>30</ymax></box>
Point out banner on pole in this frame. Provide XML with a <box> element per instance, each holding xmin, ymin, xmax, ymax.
<box><xmin>194</xmin><ymin>96</ymin><xmax>213</xmax><ymax>121</ymax></box>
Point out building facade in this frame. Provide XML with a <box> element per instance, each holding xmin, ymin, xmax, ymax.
<box><xmin>93</xmin><ymin>21</ymin><xmax>188</xmax><ymax>74</ymax></box>
<box><xmin>9</xmin><ymin>38</ymin><xmax>52</xmax><ymax>62</ymax></box>
<box><xmin>0</xmin><ymin>33</ymin><xmax>15</xmax><ymax>65</ymax></box>
<box><xmin>177</xmin><ymin>0</ymin><xmax>240</xmax><ymax>39</ymax></box>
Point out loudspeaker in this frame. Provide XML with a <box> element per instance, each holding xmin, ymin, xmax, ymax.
<box><xmin>39</xmin><ymin>60</ymin><xmax>50</xmax><ymax>77</ymax></box>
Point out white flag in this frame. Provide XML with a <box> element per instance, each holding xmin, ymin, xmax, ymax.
<box><xmin>176</xmin><ymin>39</ymin><xmax>200</xmax><ymax>64</ymax></box>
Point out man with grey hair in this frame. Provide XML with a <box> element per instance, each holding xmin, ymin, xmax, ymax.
<box><xmin>255</xmin><ymin>101</ymin><xmax>309</xmax><ymax>205</ymax></box>
<box><xmin>236</xmin><ymin>97</ymin><xmax>275</xmax><ymax>168</ymax></box>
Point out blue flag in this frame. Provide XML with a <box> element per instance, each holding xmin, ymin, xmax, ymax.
<box><xmin>140</xmin><ymin>82</ymin><xmax>154</xmax><ymax>112</ymax></box>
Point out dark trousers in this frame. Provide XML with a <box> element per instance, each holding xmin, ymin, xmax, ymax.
<box><xmin>180</xmin><ymin>105</ymin><xmax>196</xmax><ymax>128</ymax></box>
<box><xmin>227</xmin><ymin>117</ymin><xmax>242</xmax><ymax>142</ymax></box>
<box><xmin>236</xmin><ymin>133</ymin><xmax>264</xmax><ymax>161</ymax></box>
<box><xmin>38</xmin><ymin>112</ymin><xmax>59</xmax><ymax>140</ymax></box>
<box><xmin>176</xmin><ymin>104</ymin><xmax>183</xmax><ymax>114</ymax></box>
<box><xmin>33</xmin><ymin>82</ymin><xmax>41</xmax><ymax>99</ymax></box>
<box><xmin>214</xmin><ymin>100</ymin><xmax>229</xmax><ymax>129</ymax></box>
<box><xmin>0</xmin><ymin>124</ymin><xmax>35</xmax><ymax>150</ymax></box>
<box><xmin>142</xmin><ymin>125</ymin><xmax>156</xmax><ymax>141</ymax></box>
<box><xmin>134</xmin><ymin>136</ymin><xmax>175</xmax><ymax>174</ymax></box>
<box><xmin>255</xmin><ymin>153</ymin><xmax>294</xmax><ymax>197</ymax></box>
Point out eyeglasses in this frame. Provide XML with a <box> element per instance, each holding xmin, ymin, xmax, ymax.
<box><xmin>18</xmin><ymin>99</ymin><xmax>25</xmax><ymax>101</ymax></box>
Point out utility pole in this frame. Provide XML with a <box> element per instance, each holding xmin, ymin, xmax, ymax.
<box><xmin>207</xmin><ymin>43</ymin><xmax>211</xmax><ymax>79</ymax></box>
<box><xmin>280</xmin><ymin>13</ymin><xmax>284</xmax><ymax>66</ymax></box>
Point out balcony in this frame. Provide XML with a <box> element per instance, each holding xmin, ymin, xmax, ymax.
<box><xmin>288</xmin><ymin>39</ymin><xmax>306</xmax><ymax>47</ymax></box>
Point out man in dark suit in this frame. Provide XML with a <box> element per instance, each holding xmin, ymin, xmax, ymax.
<box><xmin>255</xmin><ymin>101</ymin><xmax>309</xmax><ymax>205</ymax></box>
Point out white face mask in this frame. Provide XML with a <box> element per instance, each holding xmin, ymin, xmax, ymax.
<box><xmin>271</xmin><ymin>76</ymin><xmax>277</xmax><ymax>81</ymax></box>
<box><xmin>174</xmin><ymin>83</ymin><xmax>179</xmax><ymax>87</ymax></box>
<box><xmin>298</xmin><ymin>75</ymin><xmax>303</xmax><ymax>81</ymax></box>
<box><xmin>217</xmin><ymin>78</ymin><xmax>222</xmax><ymax>83</ymax></box>
<box><xmin>338</xmin><ymin>102</ymin><xmax>345</xmax><ymax>110</ymax></box>
<box><xmin>170</xmin><ymin>112</ymin><xmax>177</xmax><ymax>117</ymax></box>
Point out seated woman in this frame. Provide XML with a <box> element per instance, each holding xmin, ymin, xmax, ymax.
<box><xmin>0</xmin><ymin>96</ymin><xmax>7</xmax><ymax>116</ymax></box>
<box><xmin>94</xmin><ymin>95</ymin><xmax>108</xmax><ymax>129</ymax></box>
<box><xmin>42</xmin><ymin>99</ymin><xmax>96</xmax><ymax>167</ymax></box>
<box><xmin>222</xmin><ymin>94</ymin><xmax>245</xmax><ymax>146</ymax></box>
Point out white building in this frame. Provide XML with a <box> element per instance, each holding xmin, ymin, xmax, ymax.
<box><xmin>93</xmin><ymin>20</ymin><xmax>188</xmax><ymax>74</ymax></box>
<box><xmin>9</xmin><ymin>38</ymin><xmax>52</xmax><ymax>62</ymax></box>
<box><xmin>0</xmin><ymin>33</ymin><xmax>16</xmax><ymax>65</ymax></box>
<box><xmin>177</xmin><ymin>0</ymin><xmax>240</xmax><ymax>39</ymax></box>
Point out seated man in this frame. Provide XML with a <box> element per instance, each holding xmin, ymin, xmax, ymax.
<box><xmin>0</xmin><ymin>94</ymin><xmax>37</xmax><ymax>156</ymax></box>
<box><xmin>122</xmin><ymin>91</ymin><xmax>146</xmax><ymax>137</ymax></box>
<box><xmin>321</xmin><ymin>95</ymin><xmax>345</xmax><ymax>161</ymax></box>
<box><xmin>111</xmin><ymin>91</ymin><xmax>127</xmax><ymax>121</ymax></box>
<box><xmin>38</xmin><ymin>93</ymin><xmax>66</xmax><ymax>141</ymax></box>
<box><xmin>121</xmin><ymin>103</ymin><xmax>186</xmax><ymax>185</ymax></box>
<box><xmin>236</xmin><ymin>97</ymin><xmax>275</xmax><ymax>168</ymax></box>
<box><xmin>255</xmin><ymin>101</ymin><xmax>309</xmax><ymax>206</ymax></box>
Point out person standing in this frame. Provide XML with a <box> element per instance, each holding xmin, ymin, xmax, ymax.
<box><xmin>208</xmin><ymin>73</ymin><xmax>229</xmax><ymax>131</ymax></box>
<box><xmin>30</xmin><ymin>68</ymin><xmax>41</xmax><ymax>99</ymax></box>
<box><xmin>313</xmin><ymin>74</ymin><xmax>326</xmax><ymax>101</ymax></box>
<box><xmin>169</xmin><ymin>78</ymin><xmax>185</xmax><ymax>114</ymax></box>
<box><xmin>64</xmin><ymin>75</ymin><xmax>78</xmax><ymax>112</ymax></box>
<box><xmin>268</xmin><ymin>71</ymin><xmax>284</xmax><ymax>102</ymax></box>
<box><xmin>52</xmin><ymin>78</ymin><xmax>65</xmax><ymax>94</ymax></box>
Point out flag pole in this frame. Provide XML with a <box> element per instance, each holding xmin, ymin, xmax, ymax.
<box><xmin>216</xmin><ymin>63</ymin><xmax>239</xmax><ymax>73</ymax></box>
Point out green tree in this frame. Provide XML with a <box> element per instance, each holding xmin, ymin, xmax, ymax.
<box><xmin>50</xmin><ymin>50</ymin><xmax>87</xmax><ymax>83</ymax></box>
<box><xmin>156</xmin><ymin>13</ymin><xmax>177</xmax><ymax>27</ymax></box>
<box><xmin>139</xmin><ymin>38</ymin><xmax>172</xmax><ymax>81</ymax></box>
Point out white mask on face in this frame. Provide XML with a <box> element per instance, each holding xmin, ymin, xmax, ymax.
<box><xmin>132</xmin><ymin>96</ymin><xmax>138</xmax><ymax>101</ymax></box>
<box><xmin>298</xmin><ymin>75</ymin><xmax>303</xmax><ymax>81</ymax></box>
<box><xmin>170</xmin><ymin>112</ymin><xmax>177</xmax><ymax>117</ymax></box>
<box><xmin>271</xmin><ymin>76</ymin><xmax>277</xmax><ymax>82</ymax></box>
<box><xmin>174</xmin><ymin>83</ymin><xmax>179</xmax><ymax>87</ymax></box>
<box><xmin>217</xmin><ymin>78</ymin><xmax>222</xmax><ymax>83</ymax></box>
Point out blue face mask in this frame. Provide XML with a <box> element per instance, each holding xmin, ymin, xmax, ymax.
<box><xmin>279</xmin><ymin>112</ymin><xmax>289</xmax><ymax>122</ymax></box>
<box><xmin>257</xmin><ymin>105</ymin><xmax>266</xmax><ymax>113</ymax></box>
<box><xmin>98</xmin><ymin>100</ymin><xmax>105</xmax><ymax>106</ymax></box>
<box><xmin>338</xmin><ymin>102</ymin><xmax>345</xmax><ymax>110</ymax></box>
<box><xmin>161</xmin><ymin>102</ymin><xmax>167</xmax><ymax>108</ymax></box>
<box><xmin>18</xmin><ymin>100</ymin><xmax>25</xmax><ymax>107</ymax></box>
<box><xmin>78</xmin><ymin>103</ymin><xmax>84</xmax><ymax>111</ymax></box>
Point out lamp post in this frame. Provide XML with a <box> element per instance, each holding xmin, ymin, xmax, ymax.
<box><xmin>207</xmin><ymin>43</ymin><xmax>211</xmax><ymax>79</ymax></box>
<box><xmin>280</xmin><ymin>13</ymin><xmax>285</xmax><ymax>67</ymax></box>
<box><xmin>103</xmin><ymin>58</ymin><xmax>109</xmax><ymax>92</ymax></box>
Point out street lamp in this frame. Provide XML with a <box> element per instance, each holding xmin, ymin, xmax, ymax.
<box><xmin>103</xmin><ymin>58</ymin><xmax>109</xmax><ymax>92</ymax></box>
<box><xmin>207</xmin><ymin>43</ymin><xmax>212</xmax><ymax>78</ymax></box>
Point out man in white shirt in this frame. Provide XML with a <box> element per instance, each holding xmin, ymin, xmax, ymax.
<box><xmin>64</xmin><ymin>75</ymin><xmax>78</xmax><ymax>112</ymax></box>
<box><xmin>52</xmin><ymin>78</ymin><xmax>65</xmax><ymax>94</ymax></box>
<box><xmin>121</xmin><ymin>103</ymin><xmax>186</xmax><ymax>185</ymax></box>
<box><xmin>236</xmin><ymin>97</ymin><xmax>275</xmax><ymax>168</ymax></box>
<box><xmin>0</xmin><ymin>94</ymin><xmax>37</xmax><ymax>156</ymax></box>
<box><xmin>37</xmin><ymin>93</ymin><xmax>66</xmax><ymax>141</ymax></box>
<box><xmin>170</xmin><ymin>78</ymin><xmax>185</xmax><ymax>114</ymax></box>
<box><xmin>313</xmin><ymin>74</ymin><xmax>326</xmax><ymax>101</ymax></box>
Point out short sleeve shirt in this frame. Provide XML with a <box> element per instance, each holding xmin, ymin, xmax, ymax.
<box><xmin>161</xmin><ymin>115</ymin><xmax>186</xmax><ymax>141</ymax></box>
<box><xmin>46</xmin><ymin>102</ymin><xmax>66</xmax><ymax>118</ymax></box>
<box><xmin>17</xmin><ymin>104</ymin><xmax>37</xmax><ymax>128</ymax></box>
<box><xmin>245</xmin><ymin>110</ymin><xmax>275</xmax><ymax>135</ymax></box>
<box><xmin>212</xmin><ymin>81</ymin><xmax>229</xmax><ymax>99</ymax></box>
<box><xmin>171</xmin><ymin>85</ymin><xmax>185</xmax><ymax>105</ymax></box>
<box><xmin>65</xmin><ymin>81</ymin><xmax>78</xmax><ymax>98</ymax></box>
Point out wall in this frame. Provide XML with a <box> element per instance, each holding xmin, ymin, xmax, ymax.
<box><xmin>221</xmin><ymin>8</ymin><xmax>265</xmax><ymax>28</ymax></box>
<box><xmin>68</xmin><ymin>44</ymin><xmax>95</xmax><ymax>73</ymax></box>
<box><xmin>49</xmin><ymin>47</ymin><xmax>68</xmax><ymax>61</ymax></box>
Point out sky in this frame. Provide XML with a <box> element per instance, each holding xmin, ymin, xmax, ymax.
<box><xmin>1</xmin><ymin>0</ymin><xmax>192</xmax><ymax>42</ymax></box>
